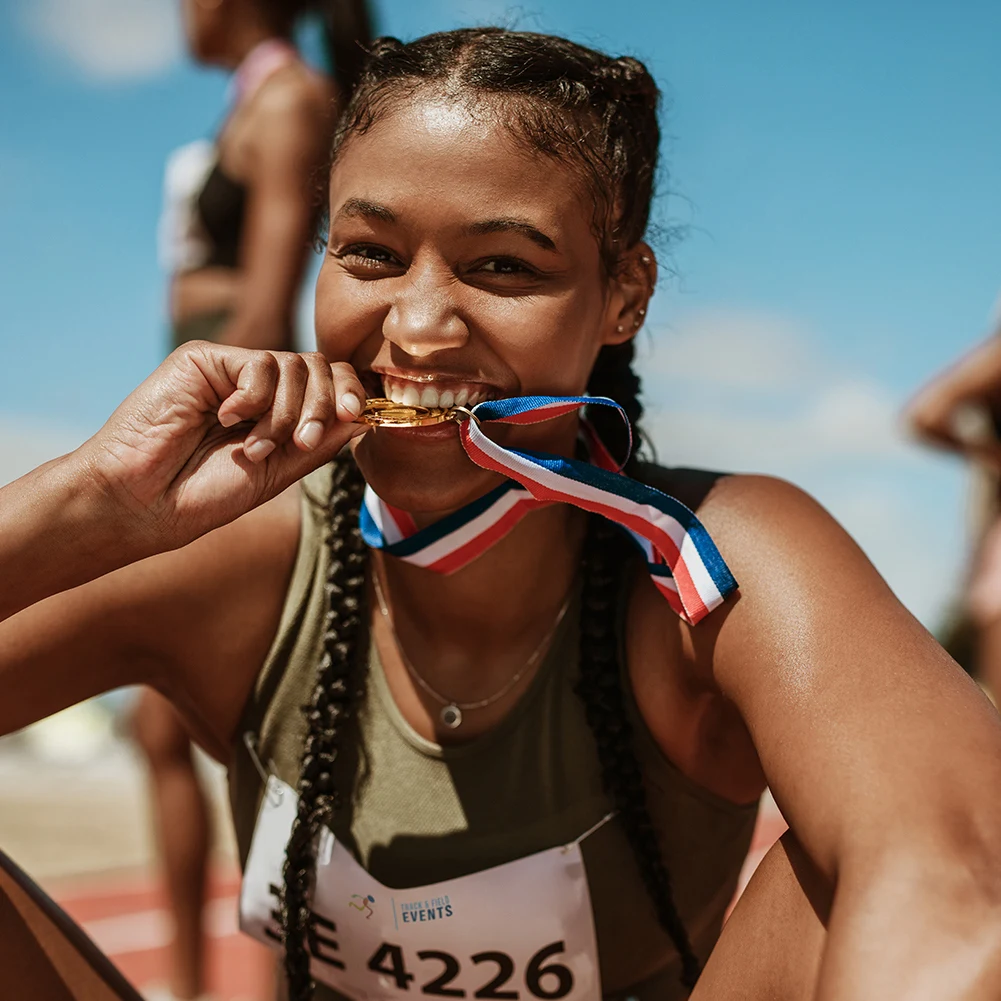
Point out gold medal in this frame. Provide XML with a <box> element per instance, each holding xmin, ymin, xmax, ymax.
<box><xmin>355</xmin><ymin>398</ymin><xmax>453</xmax><ymax>427</ymax></box>
<box><xmin>355</xmin><ymin>398</ymin><xmax>475</xmax><ymax>427</ymax></box>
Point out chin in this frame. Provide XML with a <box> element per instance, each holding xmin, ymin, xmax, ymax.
<box><xmin>352</xmin><ymin>427</ymin><xmax>506</xmax><ymax>513</ymax></box>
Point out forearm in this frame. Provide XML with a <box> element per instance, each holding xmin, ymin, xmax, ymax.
<box><xmin>219</xmin><ymin>309</ymin><xmax>295</xmax><ymax>351</ymax></box>
<box><xmin>817</xmin><ymin>849</ymin><xmax>1001</xmax><ymax>1000</ymax></box>
<box><xmin>0</xmin><ymin>454</ymin><xmax>144</xmax><ymax>622</ymax></box>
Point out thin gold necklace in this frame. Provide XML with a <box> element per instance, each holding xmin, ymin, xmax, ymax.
<box><xmin>371</xmin><ymin>564</ymin><xmax>572</xmax><ymax>730</ymax></box>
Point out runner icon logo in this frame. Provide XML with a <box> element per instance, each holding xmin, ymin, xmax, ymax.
<box><xmin>348</xmin><ymin>893</ymin><xmax>375</xmax><ymax>919</ymax></box>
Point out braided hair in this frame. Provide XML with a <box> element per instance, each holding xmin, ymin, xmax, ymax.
<box><xmin>281</xmin><ymin>28</ymin><xmax>703</xmax><ymax>998</ymax></box>
<box><xmin>280</xmin><ymin>455</ymin><xmax>369</xmax><ymax>998</ymax></box>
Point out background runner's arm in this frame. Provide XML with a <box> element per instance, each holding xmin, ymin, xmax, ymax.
<box><xmin>701</xmin><ymin>475</ymin><xmax>1001</xmax><ymax>1000</ymax></box>
<box><xmin>905</xmin><ymin>331</ymin><xmax>1001</xmax><ymax>456</ymax></box>
<box><xmin>219</xmin><ymin>77</ymin><xmax>333</xmax><ymax>351</ymax></box>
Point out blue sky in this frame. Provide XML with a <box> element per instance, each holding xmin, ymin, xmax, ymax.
<box><xmin>2</xmin><ymin>0</ymin><xmax>999</xmax><ymax>624</ymax></box>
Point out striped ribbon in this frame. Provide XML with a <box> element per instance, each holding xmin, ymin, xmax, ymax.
<box><xmin>360</xmin><ymin>396</ymin><xmax>737</xmax><ymax>625</ymax></box>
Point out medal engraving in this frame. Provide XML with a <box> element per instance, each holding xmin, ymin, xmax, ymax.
<box><xmin>356</xmin><ymin>398</ymin><xmax>453</xmax><ymax>427</ymax></box>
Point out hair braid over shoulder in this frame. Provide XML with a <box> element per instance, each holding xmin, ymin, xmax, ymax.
<box><xmin>578</xmin><ymin>347</ymin><xmax>701</xmax><ymax>988</ymax></box>
<box><xmin>281</xmin><ymin>453</ymin><xmax>369</xmax><ymax>1000</ymax></box>
<box><xmin>576</xmin><ymin>514</ymin><xmax>701</xmax><ymax>989</ymax></box>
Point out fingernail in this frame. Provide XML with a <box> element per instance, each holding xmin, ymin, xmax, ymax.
<box><xmin>218</xmin><ymin>410</ymin><xmax>241</xmax><ymax>428</ymax></box>
<box><xmin>244</xmin><ymin>438</ymin><xmax>276</xmax><ymax>462</ymax></box>
<box><xmin>298</xmin><ymin>420</ymin><xmax>324</xmax><ymax>450</ymax></box>
<box><xmin>340</xmin><ymin>392</ymin><xmax>362</xmax><ymax>417</ymax></box>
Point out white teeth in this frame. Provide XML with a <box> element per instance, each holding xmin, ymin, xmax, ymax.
<box><xmin>381</xmin><ymin>380</ymin><xmax>488</xmax><ymax>409</ymax></box>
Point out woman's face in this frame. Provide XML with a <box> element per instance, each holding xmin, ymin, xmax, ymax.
<box><xmin>315</xmin><ymin>94</ymin><xmax>643</xmax><ymax>514</ymax></box>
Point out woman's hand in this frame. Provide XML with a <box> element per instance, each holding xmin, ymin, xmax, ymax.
<box><xmin>75</xmin><ymin>341</ymin><xmax>367</xmax><ymax>554</ymax></box>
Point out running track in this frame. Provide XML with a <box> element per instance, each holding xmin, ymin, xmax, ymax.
<box><xmin>51</xmin><ymin>802</ymin><xmax>787</xmax><ymax>1000</ymax></box>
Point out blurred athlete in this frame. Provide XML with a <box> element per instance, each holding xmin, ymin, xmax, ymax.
<box><xmin>907</xmin><ymin>314</ymin><xmax>1001</xmax><ymax>703</ymax></box>
<box><xmin>140</xmin><ymin>2</ymin><xmax>372</xmax><ymax>998</ymax></box>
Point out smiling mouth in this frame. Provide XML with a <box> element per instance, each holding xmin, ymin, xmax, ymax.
<box><xmin>362</xmin><ymin>371</ymin><xmax>502</xmax><ymax>409</ymax></box>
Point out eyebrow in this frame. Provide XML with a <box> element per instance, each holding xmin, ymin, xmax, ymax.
<box><xmin>465</xmin><ymin>219</ymin><xmax>558</xmax><ymax>252</ymax></box>
<box><xmin>335</xmin><ymin>198</ymin><xmax>397</xmax><ymax>223</ymax></box>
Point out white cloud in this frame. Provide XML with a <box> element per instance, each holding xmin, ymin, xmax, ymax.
<box><xmin>639</xmin><ymin>309</ymin><xmax>967</xmax><ymax>625</ymax></box>
<box><xmin>644</xmin><ymin>309</ymin><xmax>818</xmax><ymax>390</ymax></box>
<box><xmin>22</xmin><ymin>0</ymin><xmax>182</xmax><ymax>82</ymax></box>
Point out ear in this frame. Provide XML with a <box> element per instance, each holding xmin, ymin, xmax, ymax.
<box><xmin>602</xmin><ymin>242</ymin><xmax>657</xmax><ymax>346</ymax></box>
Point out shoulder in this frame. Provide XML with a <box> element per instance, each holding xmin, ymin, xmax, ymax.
<box><xmin>250</xmin><ymin>62</ymin><xmax>335</xmax><ymax>127</ymax></box>
<box><xmin>636</xmin><ymin>461</ymin><xmax>857</xmax><ymax>582</ymax></box>
<box><xmin>138</xmin><ymin>484</ymin><xmax>308</xmax><ymax>750</ymax></box>
<box><xmin>143</xmin><ymin>485</ymin><xmax>304</xmax><ymax>660</ymax></box>
<box><xmin>650</xmin><ymin>467</ymin><xmax>904</xmax><ymax>709</ymax></box>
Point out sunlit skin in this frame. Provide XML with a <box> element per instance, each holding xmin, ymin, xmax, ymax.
<box><xmin>2</xmin><ymin>84</ymin><xmax>1001</xmax><ymax>1001</ymax></box>
<box><xmin>315</xmin><ymin>96</ymin><xmax>645</xmax><ymax>516</ymax></box>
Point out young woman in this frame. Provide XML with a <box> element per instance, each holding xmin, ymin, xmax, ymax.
<box><xmin>4</xmin><ymin>28</ymin><xmax>1001</xmax><ymax>1001</ymax></box>
<box><xmin>147</xmin><ymin>3</ymin><xmax>371</xmax><ymax>997</ymax></box>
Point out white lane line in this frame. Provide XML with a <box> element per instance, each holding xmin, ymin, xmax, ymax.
<box><xmin>81</xmin><ymin>897</ymin><xmax>240</xmax><ymax>956</ymax></box>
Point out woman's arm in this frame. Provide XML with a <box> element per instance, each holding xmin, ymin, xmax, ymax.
<box><xmin>0</xmin><ymin>342</ymin><xmax>365</xmax><ymax>743</ymax></box>
<box><xmin>699</xmin><ymin>475</ymin><xmax>1001</xmax><ymax>999</ymax></box>
<box><xmin>219</xmin><ymin>72</ymin><xmax>335</xmax><ymax>350</ymax></box>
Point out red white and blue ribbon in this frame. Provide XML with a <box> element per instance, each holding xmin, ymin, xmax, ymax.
<box><xmin>360</xmin><ymin>396</ymin><xmax>737</xmax><ymax>625</ymax></box>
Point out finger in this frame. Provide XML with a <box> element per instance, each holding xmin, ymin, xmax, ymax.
<box><xmin>243</xmin><ymin>354</ymin><xmax>309</xmax><ymax>462</ymax></box>
<box><xmin>216</xmin><ymin>353</ymin><xmax>279</xmax><ymax>429</ymax></box>
<box><xmin>292</xmin><ymin>353</ymin><xmax>339</xmax><ymax>451</ymax></box>
<box><xmin>330</xmin><ymin>362</ymin><xmax>366</xmax><ymax>422</ymax></box>
<box><xmin>293</xmin><ymin>359</ymin><xmax>366</xmax><ymax>452</ymax></box>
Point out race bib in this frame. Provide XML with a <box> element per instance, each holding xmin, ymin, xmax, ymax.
<box><xmin>240</xmin><ymin>776</ymin><xmax>603</xmax><ymax>1000</ymax></box>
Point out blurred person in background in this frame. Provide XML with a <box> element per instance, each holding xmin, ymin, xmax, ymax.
<box><xmin>907</xmin><ymin>312</ymin><xmax>1001</xmax><ymax>706</ymax></box>
<box><xmin>140</xmin><ymin>2</ymin><xmax>373</xmax><ymax>999</ymax></box>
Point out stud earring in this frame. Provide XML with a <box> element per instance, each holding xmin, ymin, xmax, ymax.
<box><xmin>615</xmin><ymin>324</ymin><xmax>624</xmax><ymax>334</ymax></box>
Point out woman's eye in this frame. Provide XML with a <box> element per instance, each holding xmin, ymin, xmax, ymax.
<box><xmin>478</xmin><ymin>258</ymin><xmax>534</xmax><ymax>276</ymax></box>
<box><xmin>336</xmin><ymin>244</ymin><xmax>401</xmax><ymax>268</ymax></box>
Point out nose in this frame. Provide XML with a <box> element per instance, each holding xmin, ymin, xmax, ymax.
<box><xmin>382</xmin><ymin>257</ymin><xmax>469</xmax><ymax>357</ymax></box>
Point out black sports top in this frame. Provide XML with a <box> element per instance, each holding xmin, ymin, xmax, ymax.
<box><xmin>196</xmin><ymin>162</ymin><xmax>247</xmax><ymax>270</ymax></box>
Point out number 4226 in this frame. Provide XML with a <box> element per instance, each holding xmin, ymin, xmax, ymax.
<box><xmin>366</xmin><ymin>940</ymin><xmax>576</xmax><ymax>1000</ymax></box>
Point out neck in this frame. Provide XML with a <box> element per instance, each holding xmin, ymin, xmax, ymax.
<box><xmin>375</xmin><ymin>502</ymin><xmax>586</xmax><ymax>690</ymax></box>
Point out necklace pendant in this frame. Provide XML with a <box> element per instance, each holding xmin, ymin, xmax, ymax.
<box><xmin>440</xmin><ymin>705</ymin><xmax>463</xmax><ymax>729</ymax></box>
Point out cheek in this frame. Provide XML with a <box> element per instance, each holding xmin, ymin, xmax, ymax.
<box><xmin>313</xmin><ymin>265</ymin><xmax>378</xmax><ymax>363</ymax></box>
<box><xmin>491</xmin><ymin>292</ymin><xmax>607</xmax><ymax>395</ymax></box>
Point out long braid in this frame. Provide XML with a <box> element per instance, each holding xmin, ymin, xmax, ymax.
<box><xmin>576</xmin><ymin>347</ymin><xmax>702</xmax><ymax>989</ymax></box>
<box><xmin>280</xmin><ymin>453</ymin><xmax>368</xmax><ymax>1000</ymax></box>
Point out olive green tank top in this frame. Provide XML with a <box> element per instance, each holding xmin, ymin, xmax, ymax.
<box><xmin>229</xmin><ymin>466</ymin><xmax>757</xmax><ymax>1000</ymax></box>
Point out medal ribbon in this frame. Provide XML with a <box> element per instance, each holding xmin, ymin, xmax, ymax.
<box><xmin>360</xmin><ymin>396</ymin><xmax>737</xmax><ymax>625</ymax></box>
